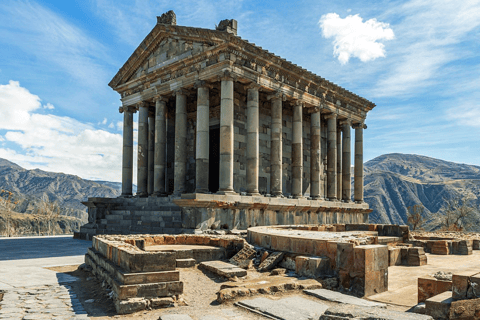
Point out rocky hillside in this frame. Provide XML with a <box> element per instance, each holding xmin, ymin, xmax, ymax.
<box><xmin>0</xmin><ymin>158</ymin><xmax>122</xmax><ymax>224</ymax></box>
<box><xmin>364</xmin><ymin>153</ymin><xmax>480</xmax><ymax>229</ymax></box>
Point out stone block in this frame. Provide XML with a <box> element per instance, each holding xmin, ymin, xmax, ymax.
<box><xmin>449</xmin><ymin>297</ymin><xmax>480</xmax><ymax>319</ymax></box>
<box><xmin>418</xmin><ymin>277</ymin><xmax>452</xmax><ymax>303</ymax></box>
<box><xmin>258</xmin><ymin>252</ymin><xmax>284</xmax><ymax>272</ymax></box>
<box><xmin>114</xmin><ymin>297</ymin><xmax>148</xmax><ymax>314</ymax></box>
<box><xmin>229</xmin><ymin>245</ymin><xmax>256</xmax><ymax>269</ymax></box>
<box><xmin>295</xmin><ymin>256</ymin><xmax>330</xmax><ymax>278</ymax></box>
<box><xmin>425</xmin><ymin>291</ymin><xmax>452</xmax><ymax>320</ymax></box>
<box><xmin>388</xmin><ymin>247</ymin><xmax>401</xmax><ymax>266</ymax></box>
<box><xmin>150</xmin><ymin>297</ymin><xmax>175</xmax><ymax>308</ymax></box>
<box><xmin>431</xmin><ymin>240</ymin><xmax>450</xmax><ymax>255</ymax></box>
<box><xmin>352</xmin><ymin>245</ymin><xmax>389</xmax><ymax>297</ymax></box>
<box><xmin>452</xmin><ymin>271</ymin><xmax>480</xmax><ymax>300</ymax></box>
<box><xmin>313</xmin><ymin>239</ymin><xmax>328</xmax><ymax>256</ymax></box>
<box><xmin>113</xmin><ymin>281</ymin><xmax>184</xmax><ymax>300</ymax></box>
<box><xmin>176</xmin><ymin>258</ymin><xmax>195</xmax><ymax>268</ymax></box>
<box><xmin>199</xmin><ymin>260</ymin><xmax>247</xmax><ymax>278</ymax></box>
<box><xmin>452</xmin><ymin>240</ymin><xmax>473</xmax><ymax>255</ymax></box>
<box><xmin>336</xmin><ymin>242</ymin><xmax>355</xmax><ymax>273</ymax></box>
<box><xmin>408</xmin><ymin>247</ymin><xmax>427</xmax><ymax>266</ymax></box>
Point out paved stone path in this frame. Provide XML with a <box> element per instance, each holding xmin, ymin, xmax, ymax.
<box><xmin>0</xmin><ymin>236</ymin><xmax>91</xmax><ymax>319</ymax></box>
<box><xmin>0</xmin><ymin>283</ymin><xmax>89</xmax><ymax>319</ymax></box>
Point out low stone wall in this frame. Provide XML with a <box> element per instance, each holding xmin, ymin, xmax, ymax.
<box><xmin>409</xmin><ymin>239</ymin><xmax>474</xmax><ymax>255</ymax></box>
<box><xmin>247</xmin><ymin>224</ymin><xmax>403</xmax><ymax>297</ymax></box>
<box><xmin>85</xmin><ymin>233</ymin><xmax>245</xmax><ymax>314</ymax></box>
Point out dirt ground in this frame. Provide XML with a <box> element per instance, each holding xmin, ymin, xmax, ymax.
<box><xmin>45</xmin><ymin>264</ymin><xmax>411</xmax><ymax>319</ymax></box>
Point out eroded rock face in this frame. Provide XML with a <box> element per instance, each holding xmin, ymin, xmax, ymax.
<box><xmin>157</xmin><ymin>10</ymin><xmax>176</xmax><ymax>25</ymax></box>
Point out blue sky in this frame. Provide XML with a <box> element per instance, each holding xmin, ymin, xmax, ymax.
<box><xmin>0</xmin><ymin>0</ymin><xmax>479</xmax><ymax>182</ymax></box>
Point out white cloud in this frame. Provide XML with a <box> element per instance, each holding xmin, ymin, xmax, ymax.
<box><xmin>319</xmin><ymin>13</ymin><xmax>394</xmax><ymax>64</ymax></box>
<box><xmin>43</xmin><ymin>103</ymin><xmax>55</xmax><ymax>110</ymax></box>
<box><xmin>446</xmin><ymin>102</ymin><xmax>480</xmax><ymax>128</ymax></box>
<box><xmin>116</xmin><ymin>121</ymin><xmax>123</xmax><ymax>131</ymax></box>
<box><xmin>0</xmin><ymin>81</ymin><xmax>124</xmax><ymax>182</ymax></box>
<box><xmin>102</xmin><ymin>118</ymin><xmax>108</xmax><ymax>125</ymax></box>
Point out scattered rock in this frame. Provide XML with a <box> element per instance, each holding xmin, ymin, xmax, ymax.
<box><xmin>432</xmin><ymin>271</ymin><xmax>453</xmax><ymax>281</ymax></box>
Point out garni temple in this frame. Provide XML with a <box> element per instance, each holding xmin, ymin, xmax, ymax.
<box><xmin>77</xmin><ymin>11</ymin><xmax>376</xmax><ymax>239</ymax></box>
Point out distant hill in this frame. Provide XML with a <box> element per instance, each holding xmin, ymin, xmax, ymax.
<box><xmin>364</xmin><ymin>153</ymin><xmax>480</xmax><ymax>230</ymax></box>
<box><xmin>0</xmin><ymin>158</ymin><xmax>122</xmax><ymax>226</ymax></box>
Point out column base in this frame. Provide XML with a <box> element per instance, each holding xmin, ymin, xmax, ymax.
<box><xmin>247</xmin><ymin>192</ymin><xmax>261</xmax><ymax>196</ymax></box>
<box><xmin>216</xmin><ymin>190</ymin><xmax>238</xmax><ymax>195</ymax></box>
<box><xmin>195</xmin><ymin>189</ymin><xmax>210</xmax><ymax>194</ymax></box>
<box><xmin>310</xmin><ymin>196</ymin><xmax>324</xmax><ymax>201</ymax></box>
<box><xmin>293</xmin><ymin>195</ymin><xmax>304</xmax><ymax>199</ymax></box>
<box><xmin>136</xmin><ymin>192</ymin><xmax>148</xmax><ymax>198</ymax></box>
<box><xmin>271</xmin><ymin>192</ymin><xmax>283</xmax><ymax>197</ymax></box>
<box><xmin>355</xmin><ymin>200</ymin><xmax>364</xmax><ymax>204</ymax></box>
<box><xmin>153</xmin><ymin>192</ymin><xmax>168</xmax><ymax>197</ymax></box>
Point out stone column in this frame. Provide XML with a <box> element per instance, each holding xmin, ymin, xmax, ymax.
<box><xmin>268</xmin><ymin>92</ymin><xmax>284</xmax><ymax>196</ymax></box>
<box><xmin>218</xmin><ymin>74</ymin><xmax>235</xmax><ymax>194</ymax></box>
<box><xmin>342</xmin><ymin>120</ymin><xmax>352</xmax><ymax>202</ymax></box>
<box><xmin>337</xmin><ymin>126</ymin><xmax>342</xmax><ymax>200</ymax></box>
<box><xmin>195</xmin><ymin>82</ymin><xmax>210</xmax><ymax>193</ymax></box>
<box><xmin>353</xmin><ymin>122</ymin><xmax>366</xmax><ymax>203</ymax></box>
<box><xmin>310</xmin><ymin>108</ymin><xmax>322</xmax><ymax>199</ymax></box>
<box><xmin>147</xmin><ymin>110</ymin><xmax>155</xmax><ymax>195</ymax></box>
<box><xmin>325</xmin><ymin>114</ymin><xmax>337</xmax><ymax>200</ymax></box>
<box><xmin>292</xmin><ymin>101</ymin><xmax>303</xmax><ymax>198</ymax></box>
<box><xmin>153</xmin><ymin>96</ymin><xmax>167</xmax><ymax>196</ymax></box>
<box><xmin>174</xmin><ymin>89</ymin><xmax>187</xmax><ymax>196</ymax></box>
<box><xmin>137</xmin><ymin>102</ymin><xmax>148</xmax><ymax>197</ymax></box>
<box><xmin>246</xmin><ymin>83</ymin><xmax>261</xmax><ymax>195</ymax></box>
<box><xmin>120</xmin><ymin>106</ymin><xmax>134</xmax><ymax>196</ymax></box>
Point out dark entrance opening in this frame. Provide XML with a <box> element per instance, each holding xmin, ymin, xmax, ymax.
<box><xmin>209</xmin><ymin>127</ymin><xmax>220</xmax><ymax>193</ymax></box>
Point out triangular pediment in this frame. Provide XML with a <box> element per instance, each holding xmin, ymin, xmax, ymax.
<box><xmin>109</xmin><ymin>25</ymin><xmax>229</xmax><ymax>89</ymax></box>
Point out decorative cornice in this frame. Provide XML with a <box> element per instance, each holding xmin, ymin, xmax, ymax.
<box><xmin>352</xmin><ymin>122</ymin><xmax>367</xmax><ymax>129</ymax></box>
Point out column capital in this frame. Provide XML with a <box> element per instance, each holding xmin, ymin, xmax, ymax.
<box><xmin>267</xmin><ymin>90</ymin><xmax>287</xmax><ymax>101</ymax></box>
<box><xmin>339</xmin><ymin>119</ymin><xmax>352</xmax><ymax>126</ymax></box>
<box><xmin>174</xmin><ymin>88</ymin><xmax>189</xmax><ymax>96</ymax></box>
<box><xmin>153</xmin><ymin>95</ymin><xmax>169</xmax><ymax>103</ymax></box>
<box><xmin>194</xmin><ymin>80</ymin><xmax>212</xmax><ymax>89</ymax></box>
<box><xmin>120</xmin><ymin>106</ymin><xmax>137</xmax><ymax>113</ymax></box>
<box><xmin>218</xmin><ymin>70</ymin><xmax>236</xmax><ymax>82</ymax></box>
<box><xmin>352</xmin><ymin>122</ymin><xmax>367</xmax><ymax>129</ymax></box>
<box><xmin>291</xmin><ymin>100</ymin><xmax>305</xmax><ymax>107</ymax></box>
<box><xmin>136</xmin><ymin>101</ymin><xmax>147</xmax><ymax>109</ymax></box>
<box><xmin>323</xmin><ymin>113</ymin><xmax>337</xmax><ymax>120</ymax></box>
<box><xmin>245</xmin><ymin>82</ymin><xmax>261</xmax><ymax>91</ymax></box>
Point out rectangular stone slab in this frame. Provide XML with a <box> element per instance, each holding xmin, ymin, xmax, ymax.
<box><xmin>198</xmin><ymin>261</ymin><xmax>247</xmax><ymax>278</ymax></box>
<box><xmin>236</xmin><ymin>296</ymin><xmax>329</xmax><ymax>320</ymax></box>
<box><xmin>320</xmin><ymin>304</ymin><xmax>433</xmax><ymax>320</ymax></box>
<box><xmin>304</xmin><ymin>288</ymin><xmax>386</xmax><ymax>308</ymax></box>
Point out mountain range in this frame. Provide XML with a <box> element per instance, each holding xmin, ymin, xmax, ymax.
<box><xmin>364</xmin><ymin>153</ymin><xmax>480</xmax><ymax>229</ymax></box>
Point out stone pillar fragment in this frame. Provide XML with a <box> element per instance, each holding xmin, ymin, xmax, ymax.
<box><xmin>121</xmin><ymin>106</ymin><xmax>134</xmax><ymax>196</ymax></box>
<box><xmin>292</xmin><ymin>101</ymin><xmax>303</xmax><ymax>198</ymax></box>
<box><xmin>342</xmin><ymin>120</ymin><xmax>352</xmax><ymax>202</ymax></box>
<box><xmin>269</xmin><ymin>93</ymin><xmax>284</xmax><ymax>196</ymax></box>
<box><xmin>310</xmin><ymin>109</ymin><xmax>322</xmax><ymax>199</ymax></box>
<box><xmin>354</xmin><ymin>123</ymin><xmax>366</xmax><ymax>202</ymax></box>
<box><xmin>147</xmin><ymin>111</ymin><xmax>155</xmax><ymax>195</ymax></box>
<box><xmin>337</xmin><ymin>127</ymin><xmax>342</xmax><ymax>200</ymax></box>
<box><xmin>174</xmin><ymin>90</ymin><xmax>187</xmax><ymax>196</ymax></box>
<box><xmin>325</xmin><ymin>114</ymin><xmax>337</xmax><ymax>200</ymax></box>
<box><xmin>246</xmin><ymin>83</ymin><xmax>260</xmax><ymax>195</ymax></box>
<box><xmin>137</xmin><ymin>102</ymin><xmax>148</xmax><ymax>197</ymax></box>
<box><xmin>195</xmin><ymin>82</ymin><xmax>210</xmax><ymax>193</ymax></box>
<box><xmin>218</xmin><ymin>75</ymin><xmax>235</xmax><ymax>194</ymax></box>
<box><xmin>154</xmin><ymin>96</ymin><xmax>167</xmax><ymax>196</ymax></box>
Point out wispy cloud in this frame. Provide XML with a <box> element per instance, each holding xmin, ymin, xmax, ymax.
<box><xmin>319</xmin><ymin>13</ymin><xmax>394</xmax><ymax>64</ymax></box>
<box><xmin>0</xmin><ymin>0</ymin><xmax>113</xmax><ymax>89</ymax></box>
<box><xmin>373</xmin><ymin>0</ymin><xmax>480</xmax><ymax>97</ymax></box>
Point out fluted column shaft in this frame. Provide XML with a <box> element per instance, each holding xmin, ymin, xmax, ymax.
<box><xmin>354</xmin><ymin>123</ymin><xmax>365</xmax><ymax>202</ymax></box>
<box><xmin>218</xmin><ymin>77</ymin><xmax>235</xmax><ymax>193</ymax></box>
<box><xmin>121</xmin><ymin>107</ymin><xmax>134</xmax><ymax>196</ymax></box>
<box><xmin>137</xmin><ymin>102</ymin><xmax>148</xmax><ymax>197</ymax></box>
<box><xmin>174</xmin><ymin>91</ymin><xmax>187</xmax><ymax>196</ymax></box>
<box><xmin>270</xmin><ymin>96</ymin><xmax>283</xmax><ymax>196</ymax></box>
<box><xmin>154</xmin><ymin>97</ymin><xmax>167</xmax><ymax>196</ymax></box>
<box><xmin>310</xmin><ymin>110</ymin><xmax>322</xmax><ymax>199</ymax></box>
<box><xmin>342</xmin><ymin>121</ymin><xmax>352</xmax><ymax>202</ymax></box>
<box><xmin>147</xmin><ymin>112</ymin><xmax>155</xmax><ymax>195</ymax></box>
<box><xmin>195</xmin><ymin>85</ymin><xmax>210</xmax><ymax>193</ymax></box>
<box><xmin>326</xmin><ymin>114</ymin><xmax>337</xmax><ymax>200</ymax></box>
<box><xmin>246</xmin><ymin>84</ymin><xmax>260</xmax><ymax>195</ymax></box>
<box><xmin>292</xmin><ymin>102</ymin><xmax>303</xmax><ymax>198</ymax></box>
<box><xmin>337</xmin><ymin>127</ymin><xmax>342</xmax><ymax>200</ymax></box>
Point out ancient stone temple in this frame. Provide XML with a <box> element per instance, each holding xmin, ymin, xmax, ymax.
<box><xmin>78</xmin><ymin>11</ymin><xmax>376</xmax><ymax>239</ymax></box>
